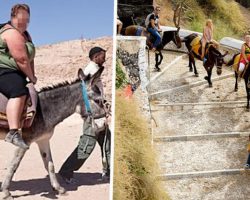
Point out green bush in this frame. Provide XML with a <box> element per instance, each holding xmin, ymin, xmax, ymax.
<box><xmin>116</xmin><ymin>60</ymin><xmax>128</xmax><ymax>89</ymax></box>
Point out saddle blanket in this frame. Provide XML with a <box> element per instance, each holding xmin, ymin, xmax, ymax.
<box><xmin>136</xmin><ymin>27</ymin><xmax>143</xmax><ymax>36</ymax></box>
<box><xmin>190</xmin><ymin>36</ymin><xmax>202</xmax><ymax>56</ymax></box>
<box><xmin>232</xmin><ymin>54</ymin><xmax>249</xmax><ymax>77</ymax></box>
<box><xmin>0</xmin><ymin>83</ymin><xmax>37</xmax><ymax>128</ymax></box>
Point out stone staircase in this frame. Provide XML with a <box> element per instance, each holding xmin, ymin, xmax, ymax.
<box><xmin>149</xmin><ymin>51</ymin><xmax>250</xmax><ymax>200</ymax></box>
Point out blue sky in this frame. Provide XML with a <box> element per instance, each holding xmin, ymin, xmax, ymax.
<box><xmin>0</xmin><ymin>1</ymin><xmax>114</xmax><ymax>46</ymax></box>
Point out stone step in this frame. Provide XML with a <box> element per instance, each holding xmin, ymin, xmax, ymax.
<box><xmin>150</xmin><ymin>73</ymin><xmax>234</xmax><ymax>100</ymax></box>
<box><xmin>152</xmin><ymin>107</ymin><xmax>250</xmax><ymax>137</ymax></box>
<box><xmin>154</xmin><ymin>131</ymin><xmax>250</xmax><ymax>142</ymax></box>
<box><xmin>149</xmin><ymin>69</ymin><xmax>246</xmax><ymax>103</ymax></box>
<box><xmin>153</xmin><ymin>101</ymin><xmax>246</xmax><ymax>111</ymax></box>
<box><xmin>148</xmin><ymin>51</ymin><xmax>233</xmax><ymax>94</ymax></box>
<box><xmin>146</xmin><ymin>54</ymin><xmax>187</xmax><ymax>87</ymax></box>
<box><xmin>159</xmin><ymin>168</ymin><xmax>247</xmax><ymax>180</ymax></box>
<box><xmin>154</xmin><ymin>138</ymin><xmax>248</xmax><ymax>174</ymax></box>
<box><xmin>162</xmin><ymin>173</ymin><xmax>250</xmax><ymax>200</ymax></box>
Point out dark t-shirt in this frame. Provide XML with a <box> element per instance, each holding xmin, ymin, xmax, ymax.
<box><xmin>148</xmin><ymin>13</ymin><xmax>159</xmax><ymax>29</ymax></box>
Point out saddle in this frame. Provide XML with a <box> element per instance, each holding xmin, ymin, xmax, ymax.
<box><xmin>0</xmin><ymin>83</ymin><xmax>37</xmax><ymax>128</ymax></box>
<box><xmin>232</xmin><ymin>54</ymin><xmax>249</xmax><ymax>78</ymax></box>
<box><xmin>190</xmin><ymin>36</ymin><xmax>211</xmax><ymax>59</ymax></box>
<box><xmin>135</xmin><ymin>27</ymin><xmax>154</xmax><ymax>49</ymax></box>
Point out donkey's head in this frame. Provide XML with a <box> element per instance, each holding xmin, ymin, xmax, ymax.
<box><xmin>77</xmin><ymin>68</ymin><xmax>107</xmax><ymax>119</ymax></box>
<box><xmin>208</xmin><ymin>46</ymin><xmax>228</xmax><ymax>75</ymax></box>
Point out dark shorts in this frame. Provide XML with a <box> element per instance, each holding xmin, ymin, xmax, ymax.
<box><xmin>0</xmin><ymin>68</ymin><xmax>28</xmax><ymax>98</ymax></box>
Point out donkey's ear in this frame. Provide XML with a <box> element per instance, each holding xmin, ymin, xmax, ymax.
<box><xmin>78</xmin><ymin>68</ymin><xmax>84</xmax><ymax>80</ymax></box>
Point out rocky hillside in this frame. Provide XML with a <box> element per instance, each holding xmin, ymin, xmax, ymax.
<box><xmin>34</xmin><ymin>37</ymin><xmax>113</xmax><ymax>101</ymax></box>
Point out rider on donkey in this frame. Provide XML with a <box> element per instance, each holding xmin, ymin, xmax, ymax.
<box><xmin>145</xmin><ymin>5</ymin><xmax>162</xmax><ymax>52</ymax></box>
<box><xmin>238</xmin><ymin>35</ymin><xmax>250</xmax><ymax>79</ymax></box>
<box><xmin>0</xmin><ymin>4</ymin><xmax>37</xmax><ymax>149</ymax></box>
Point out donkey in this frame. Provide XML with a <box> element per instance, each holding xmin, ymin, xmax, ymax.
<box><xmin>0</xmin><ymin>68</ymin><xmax>109</xmax><ymax>199</ymax></box>
<box><xmin>182</xmin><ymin>33</ymin><xmax>227</xmax><ymax>87</ymax></box>
<box><xmin>124</xmin><ymin>25</ymin><xmax>182</xmax><ymax>71</ymax></box>
<box><xmin>123</xmin><ymin>4</ymin><xmax>183</xmax><ymax>71</ymax></box>
<box><xmin>227</xmin><ymin>53</ymin><xmax>250</xmax><ymax>109</ymax></box>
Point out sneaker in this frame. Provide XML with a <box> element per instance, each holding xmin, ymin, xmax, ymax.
<box><xmin>244</xmin><ymin>164</ymin><xmax>250</xmax><ymax>169</ymax></box>
<box><xmin>5</xmin><ymin>130</ymin><xmax>29</xmax><ymax>150</ymax></box>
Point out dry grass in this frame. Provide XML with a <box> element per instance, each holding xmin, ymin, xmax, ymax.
<box><xmin>113</xmin><ymin>92</ymin><xmax>170</xmax><ymax>200</ymax></box>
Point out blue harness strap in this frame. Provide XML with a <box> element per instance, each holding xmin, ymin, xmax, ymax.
<box><xmin>81</xmin><ymin>80</ymin><xmax>92</xmax><ymax>114</ymax></box>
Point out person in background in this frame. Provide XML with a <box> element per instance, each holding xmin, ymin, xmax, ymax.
<box><xmin>238</xmin><ymin>35</ymin><xmax>250</xmax><ymax>79</ymax></box>
<box><xmin>145</xmin><ymin>6</ymin><xmax>162</xmax><ymax>51</ymax></box>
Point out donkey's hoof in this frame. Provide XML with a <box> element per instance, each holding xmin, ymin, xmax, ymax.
<box><xmin>2</xmin><ymin>190</ymin><xmax>13</xmax><ymax>200</ymax></box>
<box><xmin>209</xmin><ymin>83</ymin><xmax>213</xmax><ymax>88</ymax></box>
<box><xmin>52</xmin><ymin>186</ymin><xmax>66</xmax><ymax>195</ymax></box>
<box><xmin>58</xmin><ymin>186</ymin><xmax>66</xmax><ymax>195</ymax></box>
<box><xmin>195</xmin><ymin>73</ymin><xmax>199</xmax><ymax>77</ymax></box>
<box><xmin>234</xmin><ymin>88</ymin><xmax>238</xmax><ymax>92</ymax></box>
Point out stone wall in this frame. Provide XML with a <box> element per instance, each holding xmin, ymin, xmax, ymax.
<box><xmin>116</xmin><ymin>36</ymin><xmax>151</xmax><ymax>119</ymax></box>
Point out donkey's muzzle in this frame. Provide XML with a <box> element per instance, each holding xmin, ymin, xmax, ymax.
<box><xmin>217</xmin><ymin>67</ymin><xmax>222</xmax><ymax>75</ymax></box>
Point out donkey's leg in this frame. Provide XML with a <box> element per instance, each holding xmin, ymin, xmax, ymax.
<box><xmin>36</xmin><ymin>138</ymin><xmax>65</xmax><ymax>195</ymax></box>
<box><xmin>206</xmin><ymin>70</ymin><xmax>212</xmax><ymax>87</ymax></box>
<box><xmin>235</xmin><ymin>71</ymin><xmax>238</xmax><ymax>92</ymax></box>
<box><xmin>193</xmin><ymin>60</ymin><xmax>199</xmax><ymax>77</ymax></box>
<box><xmin>244</xmin><ymin>78</ymin><xmax>250</xmax><ymax>110</ymax></box>
<box><xmin>158</xmin><ymin>52</ymin><xmax>163</xmax><ymax>67</ymax></box>
<box><xmin>155</xmin><ymin>53</ymin><xmax>160</xmax><ymax>71</ymax></box>
<box><xmin>188</xmin><ymin>54</ymin><xmax>193</xmax><ymax>72</ymax></box>
<box><xmin>1</xmin><ymin>148</ymin><xmax>27</xmax><ymax>199</ymax></box>
<box><xmin>189</xmin><ymin>54</ymin><xmax>199</xmax><ymax>77</ymax></box>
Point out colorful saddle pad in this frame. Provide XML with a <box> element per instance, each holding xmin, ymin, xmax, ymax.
<box><xmin>231</xmin><ymin>54</ymin><xmax>249</xmax><ymax>77</ymax></box>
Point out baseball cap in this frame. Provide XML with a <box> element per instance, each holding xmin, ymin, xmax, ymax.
<box><xmin>89</xmin><ymin>46</ymin><xmax>106</xmax><ymax>59</ymax></box>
